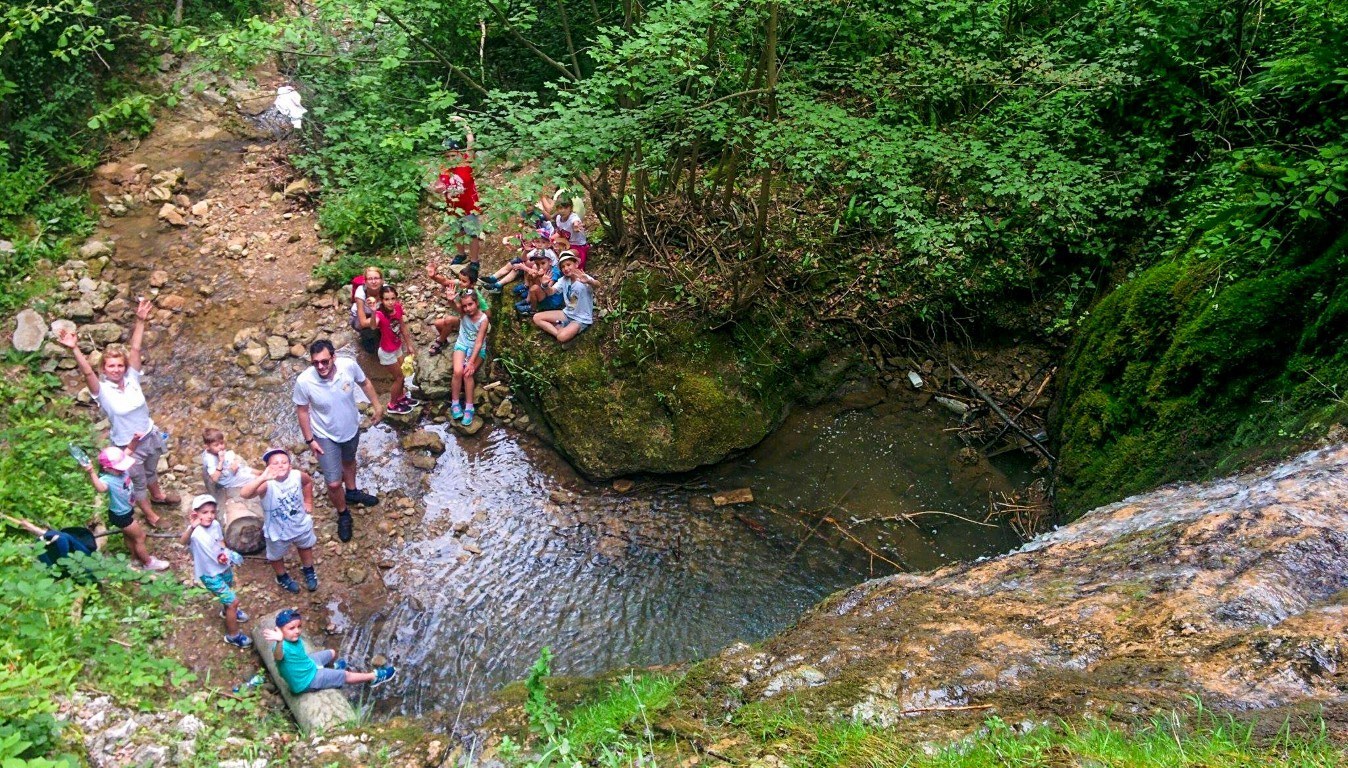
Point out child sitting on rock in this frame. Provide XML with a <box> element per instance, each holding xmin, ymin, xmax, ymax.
<box><xmin>513</xmin><ymin>250</ymin><xmax>563</xmax><ymax>317</ymax></box>
<box><xmin>180</xmin><ymin>494</ymin><xmax>252</xmax><ymax>649</ymax></box>
<box><xmin>428</xmin><ymin>263</ymin><xmax>490</xmax><ymax>356</ymax></box>
<box><xmin>201</xmin><ymin>427</ymin><xmax>256</xmax><ymax>495</ymax></box>
<box><xmin>264</xmin><ymin>609</ymin><xmax>395</xmax><ymax>694</ymax></box>
<box><xmin>483</xmin><ymin>233</ymin><xmax>554</xmax><ymax>292</ymax></box>
<box><xmin>240</xmin><ymin>448</ymin><xmax>318</xmax><ymax>594</ymax></box>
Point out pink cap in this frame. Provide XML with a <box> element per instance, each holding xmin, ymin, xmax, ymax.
<box><xmin>98</xmin><ymin>446</ymin><xmax>136</xmax><ymax>472</ymax></box>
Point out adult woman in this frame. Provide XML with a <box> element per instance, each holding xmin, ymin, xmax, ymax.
<box><xmin>58</xmin><ymin>297</ymin><xmax>179</xmax><ymax>526</ymax></box>
<box><xmin>349</xmin><ymin>266</ymin><xmax>385</xmax><ymax>354</ymax></box>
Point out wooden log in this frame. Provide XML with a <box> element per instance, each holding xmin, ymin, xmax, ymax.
<box><xmin>222</xmin><ymin>496</ymin><xmax>265</xmax><ymax>555</ymax></box>
<box><xmin>252</xmin><ymin>610</ymin><xmax>358</xmax><ymax>735</ymax></box>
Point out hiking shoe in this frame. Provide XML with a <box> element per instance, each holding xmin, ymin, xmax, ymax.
<box><xmin>345</xmin><ymin>488</ymin><xmax>379</xmax><ymax>507</ymax></box>
<box><xmin>371</xmin><ymin>665</ymin><xmax>398</xmax><ymax>689</ymax></box>
<box><xmin>276</xmin><ymin>573</ymin><xmax>301</xmax><ymax>593</ymax></box>
<box><xmin>219</xmin><ymin>607</ymin><xmax>251</xmax><ymax>623</ymax></box>
<box><xmin>332</xmin><ymin>659</ymin><xmax>348</xmax><ymax>671</ymax></box>
<box><xmin>450</xmin><ymin>254</ymin><xmax>467</xmax><ymax>266</ymax></box>
<box><xmin>302</xmin><ymin>566</ymin><xmax>319</xmax><ymax>592</ymax></box>
<box><xmin>224</xmin><ymin>633</ymin><xmax>254</xmax><ymax>650</ymax></box>
<box><xmin>143</xmin><ymin>557</ymin><xmax>171</xmax><ymax>572</ymax></box>
<box><xmin>337</xmin><ymin>511</ymin><xmax>354</xmax><ymax>542</ymax></box>
<box><xmin>451</xmin><ymin>402</ymin><xmax>464</xmax><ymax>420</ymax></box>
<box><xmin>398</xmin><ymin>394</ymin><xmax>422</xmax><ymax>408</ymax></box>
<box><xmin>387</xmin><ymin>400</ymin><xmax>412</xmax><ymax>415</ymax></box>
<box><xmin>462</xmin><ymin>406</ymin><xmax>475</xmax><ymax>426</ymax></box>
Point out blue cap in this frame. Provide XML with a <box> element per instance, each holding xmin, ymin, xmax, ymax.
<box><xmin>275</xmin><ymin>608</ymin><xmax>302</xmax><ymax>628</ymax></box>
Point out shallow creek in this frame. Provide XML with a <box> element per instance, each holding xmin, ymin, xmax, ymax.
<box><xmin>337</xmin><ymin>391</ymin><xmax>1028</xmax><ymax>719</ymax></box>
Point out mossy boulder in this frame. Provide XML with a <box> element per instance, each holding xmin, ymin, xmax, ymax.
<box><xmin>1054</xmin><ymin>224</ymin><xmax>1348</xmax><ymax>515</ymax></box>
<box><xmin>495</xmin><ymin>304</ymin><xmax>849</xmax><ymax>479</ymax></box>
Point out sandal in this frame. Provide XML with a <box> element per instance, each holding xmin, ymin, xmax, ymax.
<box><xmin>151</xmin><ymin>491</ymin><xmax>181</xmax><ymax>506</ymax></box>
<box><xmin>428</xmin><ymin>339</ymin><xmax>445</xmax><ymax>356</ymax></box>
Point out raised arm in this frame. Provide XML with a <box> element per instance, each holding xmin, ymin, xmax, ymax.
<box><xmin>57</xmin><ymin>329</ymin><xmax>102</xmax><ymax>395</ymax></box>
<box><xmin>128</xmin><ymin>298</ymin><xmax>153</xmax><ymax>371</ymax></box>
<box><xmin>84</xmin><ymin>463</ymin><xmax>108</xmax><ymax>493</ymax></box>
<box><xmin>426</xmin><ymin>261</ymin><xmax>455</xmax><ymax>288</ymax></box>
<box><xmin>179</xmin><ymin>512</ymin><xmax>199</xmax><ymax>547</ymax></box>
<box><xmin>239</xmin><ymin>462</ymin><xmax>276</xmax><ymax>500</ymax></box>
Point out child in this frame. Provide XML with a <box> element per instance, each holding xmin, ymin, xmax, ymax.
<box><xmin>240</xmin><ymin>448</ymin><xmax>318</xmax><ymax>593</ymax></box>
<box><xmin>180</xmin><ymin>494</ymin><xmax>252</xmax><ymax>648</ymax></box>
<box><xmin>262</xmin><ymin>608</ymin><xmax>396</xmax><ymax>694</ymax></box>
<box><xmin>540</xmin><ymin>193</ymin><xmax>589</xmax><ymax>268</ymax></box>
<box><xmin>513</xmin><ymin>251</ymin><xmax>563</xmax><ymax>317</ymax></box>
<box><xmin>2</xmin><ymin>513</ymin><xmax>95</xmax><ymax>572</ymax></box>
<box><xmin>201</xmin><ymin>428</ymin><xmax>257</xmax><ymax>494</ymax></box>
<box><xmin>85</xmin><ymin>444</ymin><xmax>169</xmax><ymax>571</ymax></box>
<box><xmin>428</xmin><ymin>263</ymin><xmax>490</xmax><ymax>356</ymax></box>
<box><xmin>483</xmin><ymin>234</ymin><xmax>554</xmax><ymax>292</ymax></box>
<box><xmin>359</xmin><ymin>285</ymin><xmax>418</xmax><ymax>414</ymax></box>
<box><xmin>532</xmin><ymin>252</ymin><xmax>600</xmax><ymax>344</ymax></box>
<box><xmin>451</xmin><ymin>292</ymin><xmax>489</xmax><ymax>426</ymax></box>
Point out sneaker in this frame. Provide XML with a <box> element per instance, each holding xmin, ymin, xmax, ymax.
<box><xmin>302</xmin><ymin>566</ymin><xmax>319</xmax><ymax>592</ymax></box>
<box><xmin>451</xmin><ymin>402</ymin><xmax>464</xmax><ymax>420</ymax></box>
<box><xmin>514</xmin><ymin>300</ymin><xmax>534</xmax><ymax>317</ymax></box>
<box><xmin>450</xmin><ymin>254</ymin><xmax>467</xmax><ymax>266</ymax></box>
<box><xmin>345</xmin><ymin>488</ymin><xmax>379</xmax><ymax>507</ymax></box>
<box><xmin>387</xmin><ymin>400</ymin><xmax>412</xmax><ymax>415</ymax></box>
<box><xmin>219</xmin><ymin>607</ymin><xmax>251</xmax><ymax>623</ymax></box>
<box><xmin>332</xmin><ymin>659</ymin><xmax>348</xmax><ymax>671</ymax></box>
<box><xmin>224</xmin><ymin>633</ymin><xmax>254</xmax><ymax>649</ymax></box>
<box><xmin>398</xmin><ymin>394</ymin><xmax>422</xmax><ymax>408</ymax></box>
<box><xmin>462</xmin><ymin>406</ymin><xmax>475</xmax><ymax>426</ymax></box>
<box><xmin>276</xmin><ymin>573</ymin><xmax>301</xmax><ymax>593</ymax></box>
<box><xmin>337</xmin><ymin>511</ymin><xmax>353</xmax><ymax>543</ymax></box>
<box><xmin>143</xmin><ymin>557</ymin><xmax>171</xmax><ymax>572</ymax></box>
<box><xmin>371</xmin><ymin>665</ymin><xmax>398</xmax><ymax>689</ymax></box>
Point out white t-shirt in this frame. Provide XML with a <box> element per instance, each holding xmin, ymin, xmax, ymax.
<box><xmin>97</xmin><ymin>367</ymin><xmax>153</xmax><ymax>447</ymax></box>
<box><xmin>349</xmin><ymin>284</ymin><xmax>368</xmax><ymax>324</ymax></box>
<box><xmin>261</xmin><ymin>469</ymin><xmax>313</xmax><ymax>541</ymax></box>
<box><xmin>202</xmin><ymin>449</ymin><xmax>256</xmax><ymax>488</ymax></box>
<box><xmin>554</xmin><ymin>212</ymin><xmax>586</xmax><ymax>245</ymax></box>
<box><xmin>189</xmin><ymin>520</ymin><xmax>231</xmax><ymax>580</ymax></box>
<box><xmin>292</xmin><ymin>357</ymin><xmax>367</xmax><ymax>442</ymax></box>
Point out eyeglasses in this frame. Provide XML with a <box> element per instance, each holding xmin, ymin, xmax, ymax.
<box><xmin>311</xmin><ymin>356</ymin><xmax>334</xmax><ymax>367</ymax></box>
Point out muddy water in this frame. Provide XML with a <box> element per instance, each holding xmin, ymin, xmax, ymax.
<box><xmin>343</xmin><ymin>393</ymin><xmax>1027</xmax><ymax>719</ymax></box>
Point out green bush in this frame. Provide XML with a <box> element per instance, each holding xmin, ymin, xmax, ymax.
<box><xmin>309</xmin><ymin>251</ymin><xmax>405</xmax><ymax>289</ymax></box>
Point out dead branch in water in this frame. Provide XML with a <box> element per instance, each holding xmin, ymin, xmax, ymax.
<box><xmin>853</xmin><ymin>509</ymin><xmax>999</xmax><ymax>529</ymax></box>
<box><xmin>949</xmin><ymin>362</ymin><xmax>1055</xmax><ymax>463</ymax></box>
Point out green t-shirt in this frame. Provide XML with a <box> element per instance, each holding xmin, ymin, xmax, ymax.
<box><xmin>274</xmin><ymin>637</ymin><xmax>316</xmax><ymax>694</ymax></box>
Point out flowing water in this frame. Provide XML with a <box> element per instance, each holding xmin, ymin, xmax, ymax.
<box><xmin>341</xmin><ymin>391</ymin><xmax>1029</xmax><ymax>719</ymax></box>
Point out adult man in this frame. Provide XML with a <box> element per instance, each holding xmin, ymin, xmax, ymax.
<box><xmin>433</xmin><ymin>116</ymin><xmax>482</xmax><ymax>277</ymax></box>
<box><xmin>293</xmin><ymin>340</ymin><xmax>383</xmax><ymax>542</ymax></box>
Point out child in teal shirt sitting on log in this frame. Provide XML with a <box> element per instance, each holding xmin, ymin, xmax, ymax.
<box><xmin>262</xmin><ymin>609</ymin><xmax>396</xmax><ymax>694</ymax></box>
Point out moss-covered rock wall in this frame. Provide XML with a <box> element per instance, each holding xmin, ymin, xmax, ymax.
<box><xmin>1053</xmin><ymin>225</ymin><xmax>1348</xmax><ymax>514</ymax></box>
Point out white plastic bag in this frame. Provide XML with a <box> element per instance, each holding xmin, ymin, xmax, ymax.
<box><xmin>274</xmin><ymin>86</ymin><xmax>307</xmax><ymax>129</ymax></box>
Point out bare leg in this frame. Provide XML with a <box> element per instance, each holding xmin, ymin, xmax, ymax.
<box><xmin>298</xmin><ymin>546</ymin><xmax>315</xmax><ymax>567</ymax></box>
<box><xmin>555</xmin><ymin>321</ymin><xmax>585</xmax><ymax>343</ymax></box>
<box><xmin>469</xmin><ymin>236</ymin><xmax>482</xmax><ymax>264</ymax></box>
<box><xmin>451</xmin><ymin>351</ymin><xmax>465</xmax><ymax>405</ymax></box>
<box><xmin>533</xmin><ymin>310</ymin><xmax>566</xmax><ymax>339</ymax></box>
<box><xmin>122</xmin><ymin>521</ymin><xmax>153</xmax><ymax>565</ymax></box>
<box><xmin>341</xmin><ymin>458</ymin><xmax>357</xmax><ymax>493</ymax></box>
<box><xmin>345</xmin><ymin>670</ymin><xmax>378</xmax><ymax>684</ymax></box>
<box><xmin>464</xmin><ymin>356</ymin><xmax>478</xmax><ymax>408</ymax></box>
<box><xmin>223</xmin><ymin>601</ymin><xmax>240</xmax><ymax>636</ymax></box>
<box><xmin>136</xmin><ymin>495</ymin><xmax>162</xmax><ymax>528</ymax></box>
<box><xmin>432</xmin><ymin>316</ymin><xmax>460</xmax><ymax>343</ymax></box>
<box><xmin>269</xmin><ymin>559</ymin><xmax>288</xmax><ymax>576</ymax></box>
<box><xmin>385</xmin><ymin>361</ymin><xmax>405</xmax><ymax>404</ymax></box>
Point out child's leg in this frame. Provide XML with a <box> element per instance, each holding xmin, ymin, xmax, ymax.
<box><xmin>532</xmin><ymin>310</ymin><xmax>566</xmax><ymax>339</ymax></box>
<box><xmin>345</xmin><ymin>670</ymin><xmax>379</xmax><ymax>685</ymax></box>
<box><xmin>269</xmin><ymin>558</ymin><xmax>288</xmax><ymax>576</ymax></box>
<box><xmin>451</xmin><ymin>350</ymin><xmax>466</xmax><ymax>404</ymax></box>
<box><xmin>308</xmin><ymin>649</ymin><xmax>336</xmax><ymax>667</ymax></box>
<box><xmin>385</xmin><ymin>360</ymin><xmax>405</xmax><ymax>403</ymax></box>
<box><xmin>528</xmin><ymin>284</ymin><xmax>547</xmax><ymax>311</ymax></box>
<box><xmin>121</xmin><ymin>520</ymin><xmax>153</xmax><ymax>565</ymax></box>
<box><xmin>297</xmin><ymin>546</ymin><xmax>315</xmax><ymax>567</ymax></box>
<box><xmin>432</xmin><ymin>316</ymin><xmax>460</xmax><ymax>343</ymax></box>
<box><xmin>223</xmin><ymin>599</ymin><xmax>240</xmax><ymax>636</ymax></box>
<box><xmin>305</xmin><ymin>667</ymin><xmax>349</xmax><ymax>691</ymax></box>
<box><xmin>556</xmin><ymin>320</ymin><xmax>585</xmax><ymax>343</ymax></box>
<box><xmin>463</xmin><ymin>355</ymin><xmax>478</xmax><ymax>408</ymax></box>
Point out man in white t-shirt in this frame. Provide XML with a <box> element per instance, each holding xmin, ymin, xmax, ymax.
<box><xmin>292</xmin><ymin>339</ymin><xmax>383</xmax><ymax>542</ymax></box>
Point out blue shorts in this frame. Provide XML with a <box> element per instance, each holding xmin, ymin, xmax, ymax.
<box><xmin>455</xmin><ymin>344</ymin><xmax>487</xmax><ymax>359</ymax></box>
<box><xmin>538</xmin><ymin>294</ymin><xmax>563</xmax><ymax>311</ymax></box>
<box><xmin>200</xmin><ymin>571</ymin><xmax>237</xmax><ymax>605</ymax></box>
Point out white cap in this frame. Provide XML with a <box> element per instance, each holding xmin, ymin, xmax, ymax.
<box><xmin>191</xmin><ymin>494</ymin><xmax>218</xmax><ymax>511</ymax></box>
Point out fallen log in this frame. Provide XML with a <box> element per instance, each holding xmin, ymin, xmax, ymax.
<box><xmin>252</xmin><ymin>610</ymin><xmax>357</xmax><ymax>734</ymax></box>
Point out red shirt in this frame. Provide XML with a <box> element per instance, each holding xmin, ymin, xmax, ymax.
<box><xmin>376</xmin><ymin>302</ymin><xmax>404</xmax><ymax>353</ymax></box>
<box><xmin>438</xmin><ymin>162</ymin><xmax>480</xmax><ymax>215</ymax></box>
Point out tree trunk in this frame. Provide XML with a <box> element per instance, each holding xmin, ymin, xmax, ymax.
<box><xmin>750</xmin><ymin>2</ymin><xmax>779</xmax><ymax>262</ymax></box>
<box><xmin>252</xmin><ymin>611</ymin><xmax>358</xmax><ymax>735</ymax></box>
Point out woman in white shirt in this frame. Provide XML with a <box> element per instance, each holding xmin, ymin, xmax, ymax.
<box><xmin>57</xmin><ymin>297</ymin><xmax>179</xmax><ymax>526</ymax></box>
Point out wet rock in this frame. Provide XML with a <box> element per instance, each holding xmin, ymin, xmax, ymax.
<box><xmin>241</xmin><ymin>344</ymin><xmax>267</xmax><ymax>366</ymax></box>
<box><xmin>149</xmin><ymin>270</ymin><xmax>170</xmax><ymax>288</ymax></box>
<box><xmin>12</xmin><ymin>309</ymin><xmax>48</xmax><ymax>352</ymax></box>
<box><xmin>157</xmin><ymin>294</ymin><xmax>187</xmax><ymax>312</ymax></box>
<box><xmin>410</xmin><ymin>454</ymin><xmax>437</xmax><ymax>471</ymax></box>
<box><xmin>612</xmin><ymin>479</ymin><xmax>635</xmax><ymax>493</ymax></box>
<box><xmin>462</xmin><ymin>542</ymin><xmax>483</xmax><ymax>555</ymax></box>
<box><xmin>266</xmin><ymin>335</ymin><xmax>289</xmax><ymax>360</ymax></box>
<box><xmin>173</xmin><ymin>193</ymin><xmax>191</xmax><ymax>209</ymax></box>
<box><xmin>452</xmin><ymin>521</ymin><xmax>470</xmax><ymax>535</ymax></box>
<box><xmin>232</xmin><ymin>326</ymin><xmax>259</xmax><ymax>350</ymax></box>
<box><xmin>344</xmin><ymin>565</ymin><xmax>368</xmax><ymax>585</ymax></box>
<box><xmin>712</xmin><ymin>488</ymin><xmax>754</xmax><ymax>507</ymax></box>
<box><xmin>146</xmin><ymin>186</ymin><xmax>173</xmax><ymax>202</ymax></box>
<box><xmin>402</xmin><ymin>430</ymin><xmax>446</xmax><ymax>455</ymax></box>
<box><xmin>79</xmin><ymin>239</ymin><xmax>113</xmax><ymax>259</ymax></box>
<box><xmin>549</xmin><ymin>489</ymin><xmax>575</xmax><ymax>505</ymax></box>
<box><xmin>493</xmin><ymin>398</ymin><xmax>514</xmax><ymax>419</ymax></box>
<box><xmin>157</xmin><ymin>204</ymin><xmax>187</xmax><ymax>227</ymax></box>
<box><xmin>452</xmin><ymin>415</ymin><xmax>484</xmax><ymax>436</ymax></box>
<box><xmin>151</xmin><ymin>167</ymin><xmax>183</xmax><ymax>189</ymax></box>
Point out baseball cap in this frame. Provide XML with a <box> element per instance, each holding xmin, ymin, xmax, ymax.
<box><xmin>191</xmin><ymin>494</ymin><xmax>218</xmax><ymax>511</ymax></box>
<box><xmin>528</xmin><ymin>250</ymin><xmax>552</xmax><ymax>261</ymax></box>
<box><xmin>262</xmin><ymin>447</ymin><xmax>290</xmax><ymax>465</ymax></box>
<box><xmin>275</xmin><ymin>608</ymin><xmax>302</xmax><ymax>627</ymax></box>
<box><xmin>97</xmin><ymin>446</ymin><xmax>136</xmax><ymax>472</ymax></box>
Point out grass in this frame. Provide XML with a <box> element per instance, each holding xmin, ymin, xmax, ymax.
<box><xmin>564</xmin><ymin>673</ymin><xmax>679</xmax><ymax>754</ymax></box>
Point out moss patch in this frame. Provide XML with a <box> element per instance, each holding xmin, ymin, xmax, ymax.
<box><xmin>1054</xmin><ymin>223</ymin><xmax>1348</xmax><ymax>514</ymax></box>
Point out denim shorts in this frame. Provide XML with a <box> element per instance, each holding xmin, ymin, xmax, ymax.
<box><xmin>314</xmin><ymin>434</ymin><xmax>360</xmax><ymax>485</ymax></box>
<box><xmin>200</xmin><ymin>571</ymin><xmax>237</xmax><ymax>605</ymax></box>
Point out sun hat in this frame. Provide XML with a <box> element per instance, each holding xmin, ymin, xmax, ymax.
<box><xmin>261</xmin><ymin>447</ymin><xmax>290</xmax><ymax>465</ymax></box>
<box><xmin>191</xmin><ymin>494</ymin><xmax>218</xmax><ymax>511</ymax></box>
<box><xmin>558</xmin><ymin>251</ymin><xmax>579</xmax><ymax>265</ymax></box>
<box><xmin>275</xmin><ymin>608</ymin><xmax>302</xmax><ymax>628</ymax></box>
<box><xmin>97</xmin><ymin>446</ymin><xmax>136</xmax><ymax>472</ymax></box>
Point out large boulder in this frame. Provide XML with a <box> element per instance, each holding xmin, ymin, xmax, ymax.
<box><xmin>12</xmin><ymin>309</ymin><xmax>48</xmax><ymax>352</ymax></box>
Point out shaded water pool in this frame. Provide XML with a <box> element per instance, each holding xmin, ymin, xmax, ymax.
<box><xmin>343</xmin><ymin>389</ymin><xmax>1030</xmax><ymax>718</ymax></box>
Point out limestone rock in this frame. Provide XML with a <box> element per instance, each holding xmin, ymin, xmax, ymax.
<box><xmin>232</xmin><ymin>326</ymin><xmax>259</xmax><ymax>350</ymax></box>
<box><xmin>61</xmin><ymin>300</ymin><xmax>96</xmax><ymax>323</ymax></box>
<box><xmin>12</xmin><ymin>309</ymin><xmax>48</xmax><ymax>352</ymax></box>
<box><xmin>157</xmin><ymin>204</ymin><xmax>186</xmax><ymax>227</ymax></box>
<box><xmin>410</xmin><ymin>454</ymin><xmax>437</xmax><ymax>471</ymax></box>
<box><xmin>401</xmin><ymin>430</ymin><xmax>446</xmax><ymax>455</ymax></box>
<box><xmin>149</xmin><ymin>270</ymin><xmax>169</xmax><ymax>288</ymax></box>
<box><xmin>493</xmin><ymin>399</ymin><xmax>514</xmax><ymax>419</ymax></box>
<box><xmin>78</xmin><ymin>239</ymin><xmax>113</xmax><ymax>259</ymax></box>
<box><xmin>284</xmin><ymin>178</ymin><xmax>312</xmax><ymax>198</ymax></box>
<box><xmin>190</xmin><ymin>200</ymin><xmax>209</xmax><ymax>218</ymax></box>
<box><xmin>712</xmin><ymin>488</ymin><xmax>754</xmax><ymax>506</ymax></box>
<box><xmin>266</xmin><ymin>335</ymin><xmax>289</xmax><ymax>360</ymax></box>
<box><xmin>452</xmin><ymin>415</ymin><xmax>484</xmax><ymax>436</ymax></box>
<box><xmin>157</xmin><ymin>294</ymin><xmax>187</xmax><ymax>312</ymax></box>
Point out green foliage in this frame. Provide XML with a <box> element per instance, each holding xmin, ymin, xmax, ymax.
<box><xmin>309</xmin><ymin>250</ymin><xmax>404</xmax><ymax>288</ymax></box>
<box><xmin>0</xmin><ymin>367</ymin><xmax>96</xmax><ymax>526</ymax></box>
